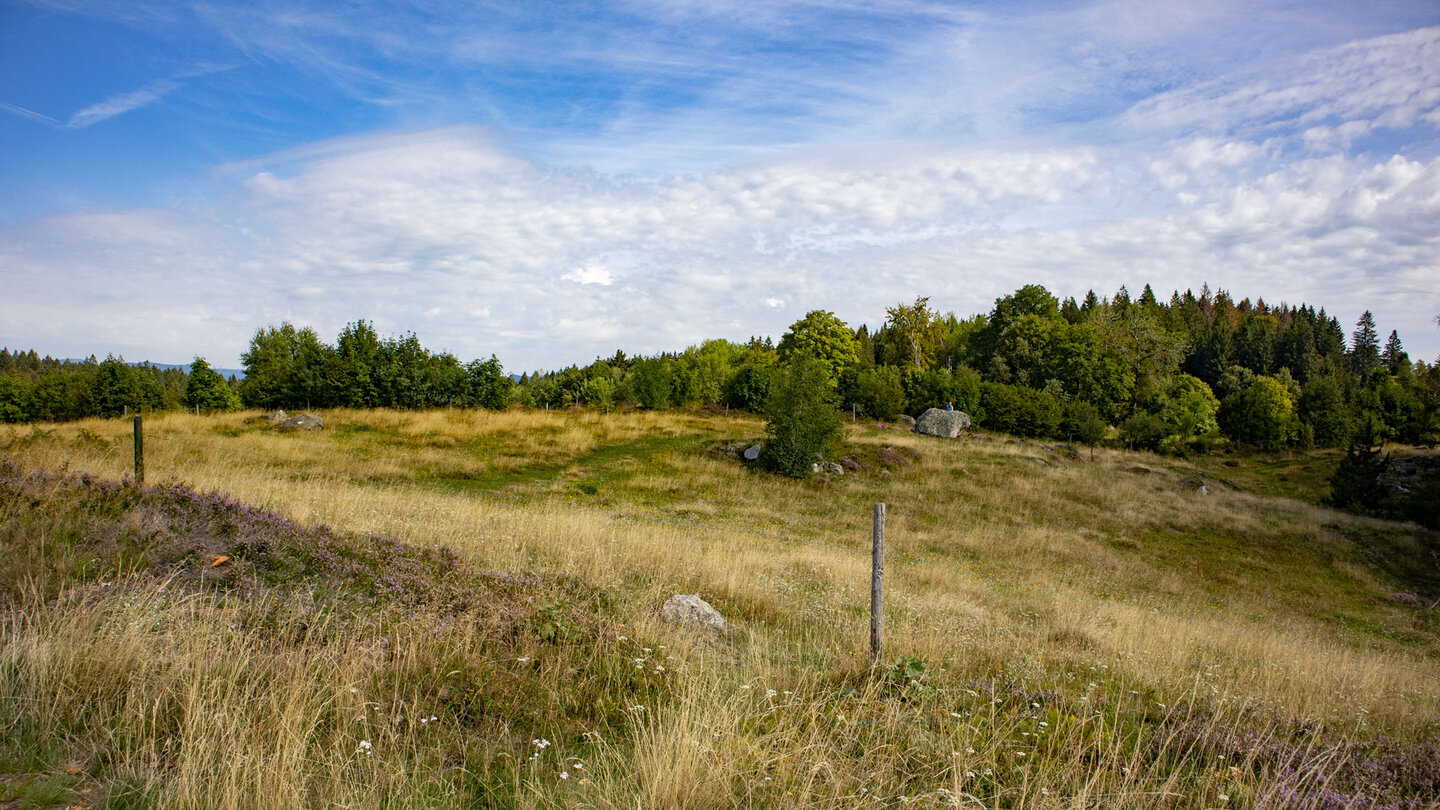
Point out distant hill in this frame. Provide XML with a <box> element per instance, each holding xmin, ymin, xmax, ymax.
<box><xmin>138</xmin><ymin>361</ymin><xmax>247</xmax><ymax>380</ymax></box>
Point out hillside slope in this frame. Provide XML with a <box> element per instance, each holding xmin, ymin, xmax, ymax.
<box><xmin>2</xmin><ymin>410</ymin><xmax>1438</xmax><ymax>808</ymax></box>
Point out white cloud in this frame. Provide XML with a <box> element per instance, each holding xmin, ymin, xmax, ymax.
<box><xmin>563</xmin><ymin>264</ymin><xmax>614</xmax><ymax>286</ymax></box>
<box><xmin>67</xmin><ymin>79</ymin><xmax>181</xmax><ymax>128</ymax></box>
<box><xmin>4</xmin><ymin>124</ymin><xmax>1438</xmax><ymax>368</ymax></box>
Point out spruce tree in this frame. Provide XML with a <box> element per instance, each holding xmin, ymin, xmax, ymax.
<box><xmin>1380</xmin><ymin>330</ymin><xmax>1408</xmax><ymax>375</ymax></box>
<box><xmin>1350</xmin><ymin>311</ymin><xmax>1380</xmax><ymax>380</ymax></box>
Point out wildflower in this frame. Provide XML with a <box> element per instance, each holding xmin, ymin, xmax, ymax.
<box><xmin>616</xmin><ymin>635</ymin><xmax>628</xmax><ymax>641</ymax></box>
<box><xmin>766</xmin><ymin>689</ymin><xmax>777</xmax><ymax>698</ymax></box>
<box><xmin>560</xmin><ymin>771</ymin><xmax>569</xmax><ymax>780</ymax></box>
<box><xmin>573</xmin><ymin>763</ymin><xmax>584</xmax><ymax>770</ymax></box>
<box><xmin>358</xmin><ymin>740</ymin><xmax>373</xmax><ymax>754</ymax></box>
<box><xmin>533</xmin><ymin>738</ymin><xmax>551</xmax><ymax>749</ymax></box>
<box><xmin>1219</xmin><ymin>794</ymin><xmax>1229</xmax><ymax>802</ymax></box>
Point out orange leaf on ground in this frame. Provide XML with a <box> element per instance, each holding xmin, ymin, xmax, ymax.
<box><xmin>210</xmin><ymin>555</ymin><xmax>230</xmax><ymax>567</ymax></box>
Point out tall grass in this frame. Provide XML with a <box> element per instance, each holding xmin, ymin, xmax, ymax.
<box><xmin>1</xmin><ymin>409</ymin><xmax>1437</xmax><ymax>808</ymax></box>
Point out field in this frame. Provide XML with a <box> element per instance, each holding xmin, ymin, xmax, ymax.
<box><xmin>2</xmin><ymin>409</ymin><xmax>1438</xmax><ymax>809</ymax></box>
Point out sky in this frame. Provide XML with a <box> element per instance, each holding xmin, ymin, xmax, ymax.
<box><xmin>1</xmin><ymin>0</ymin><xmax>1438</xmax><ymax>372</ymax></box>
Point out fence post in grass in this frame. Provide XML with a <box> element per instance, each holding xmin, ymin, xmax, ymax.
<box><xmin>133</xmin><ymin>416</ymin><xmax>144</xmax><ymax>485</ymax></box>
<box><xmin>871</xmin><ymin>502</ymin><xmax>885</xmax><ymax>664</ymax></box>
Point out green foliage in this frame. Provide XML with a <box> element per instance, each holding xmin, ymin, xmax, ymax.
<box><xmin>1061</xmin><ymin>400</ymin><xmax>1108</xmax><ymax>448</ymax></box>
<box><xmin>1329</xmin><ymin>416</ymin><xmax>1390</xmax><ymax>514</ymax></box>
<box><xmin>727</xmin><ymin>364</ymin><xmax>772</xmax><ymax>412</ymax></box>
<box><xmin>978</xmin><ymin>382</ymin><xmax>1062</xmax><ymax>439</ymax></box>
<box><xmin>777</xmin><ymin>310</ymin><xmax>858</xmax><ymax>390</ymax></box>
<box><xmin>181</xmin><ymin>358</ymin><xmax>241</xmax><ymax>413</ymax></box>
<box><xmin>629</xmin><ymin>357</ymin><xmax>675</xmax><ymax>409</ymax></box>
<box><xmin>760</xmin><ymin>356</ymin><xmax>843</xmax><ymax>478</ymax></box>
<box><xmin>1156</xmin><ymin>374</ymin><xmax>1219</xmax><ymax>440</ymax></box>
<box><xmin>1118</xmin><ymin>412</ymin><xmax>1168</xmax><ymax>452</ymax></box>
<box><xmin>900</xmin><ymin>366</ymin><xmax>981</xmax><ymax>417</ymax></box>
<box><xmin>1218</xmin><ymin>376</ymin><xmax>1294</xmax><ymax>448</ymax></box>
<box><xmin>841</xmin><ymin>366</ymin><xmax>906</xmax><ymax>421</ymax></box>
<box><xmin>878</xmin><ymin>297</ymin><xmax>944</xmax><ymax>369</ymax></box>
<box><xmin>1299</xmin><ymin>375</ymin><xmax>1353</xmax><ymax>447</ymax></box>
<box><xmin>463</xmin><ymin>355</ymin><xmax>514</xmax><ymax>410</ymax></box>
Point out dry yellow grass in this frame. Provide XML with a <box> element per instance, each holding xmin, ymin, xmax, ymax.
<box><xmin>2</xmin><ymin>408</ymin><xmax>1437</xmax><ymax>808</ymax></box>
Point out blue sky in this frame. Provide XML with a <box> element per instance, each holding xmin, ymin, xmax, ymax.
<box><xmin>2</xmin><ymin>0</ymin><xmax>1438</xmax><ymax>370</ymax></box>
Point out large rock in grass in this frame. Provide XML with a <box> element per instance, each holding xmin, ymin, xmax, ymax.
<box><xmin>280</xmin><ymin>412</ymin><xmax>324</xmax><ymax>431</ymax></box>
<box><xmin>914</xmin><ymin>408</ymin><xmax>970</xmax><ymax>438</ymax></box>
<box><xmin>660</xmin><ymin>594</ymin><xmax>726</xmax><ymax>632</ymax></box>
<box><xmin>743</xmin><ymin>444</ymin><xmax>761</xmax><ymax>462</ymax></box>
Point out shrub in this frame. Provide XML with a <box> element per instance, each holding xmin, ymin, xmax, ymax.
<box><xmin>1118</xmin><ymin>412</ymin><xmax>1168</xmax><ymax>452</ymax></box>
<box><xmin>900</xmin><ymin>366</ymin><xmax>981</xmax><ymax>417</ymax></box>
<box><xmin>760</xmin><ymin>356</ymin><xmax>844</xmax><ymax>478</ymax></box>
<box><xmin>978</xmin><ymin>382</ymin><xmax>1061</xmax><ymax>438</ymax></box>
<box><xmin>841</xmin><ymin>366</ymin><xmax>905</xmax><ymax>421</ymax></box>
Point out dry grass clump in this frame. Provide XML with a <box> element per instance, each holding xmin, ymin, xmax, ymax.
<box><xmin>2</xmin><ymin>409</ymin><xmax>1438</xmax><ymax>808</ymax></box>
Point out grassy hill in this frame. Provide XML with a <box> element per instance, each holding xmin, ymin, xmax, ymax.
<box><xmin>2</xmin><ymin>409</ymin><xmax>1437</xmax><ymax>809</ymax></box>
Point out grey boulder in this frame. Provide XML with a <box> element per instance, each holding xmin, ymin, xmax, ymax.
<box><xmin>280</xmin><ymin>413</ymin><xmax>325</xmax><ymax>431</ymax></box>
<box><xmin>914</xmin><ymin>408</ymin><xmax>970</xmax><ymax>438</ymax></box>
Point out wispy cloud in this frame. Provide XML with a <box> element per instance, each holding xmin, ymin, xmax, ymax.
<box><xmin>67</xmin><ymin>79</ymin><xmax>181</xmax><ymax>128</ymax></box>
<box><xmin>0</xmin><ymin>102</ymin><xmax>61</xmax><ymax>126</ymax></box>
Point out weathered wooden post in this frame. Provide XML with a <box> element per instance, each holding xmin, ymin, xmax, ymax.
<box><xmin>871</xmin><ymin>502</ymin><xmax>885</xmax><ymax>663</ymax></box>
<box><xmin>133</xmin><ymin>416</ymin><xmax>144</xmax><ymax>485</ymax></box>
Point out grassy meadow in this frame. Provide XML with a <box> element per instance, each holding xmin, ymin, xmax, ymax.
<box><xmin>2</xmin><ymin>408</ymin><xmax>1438</xmax><ymax>809</ymax></box>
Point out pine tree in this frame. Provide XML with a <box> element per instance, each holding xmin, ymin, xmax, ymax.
<box><xmin>1350</xmin><ymin>311</ymin><xmax>1380</xmax><ymax>380</ymax></box>
<box><xmin>1380</xmin><ymin>330</ymin><xmax>1408</xmax><ymax>374</ymax></box>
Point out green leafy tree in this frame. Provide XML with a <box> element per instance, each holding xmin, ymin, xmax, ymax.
<box><xmin>1298</xmin><ymin>374</ymin><xmax>1353</xmax><ymax>448</ymax></box>
<box><xmin>335</xmin><ymin>320</ymin><xmax>382</xmax><ymax>407</ymax></box>
<box><xmin>841</xmin><ymin>366</ymin><xmax>906</xmax><ymax>421</ymax></box>
<box><xmin>760</xmin><ymin>355</ymin><xmax>844</xmax><ymax>478</ymax></box>
<box><xmin>880</xmin><ymin>297</ymin><xmax>943</xmax><ymax>369</ymax></box>
<box><xmin>240</xmin><ymin>323</ymin><xmax>303</xmax><ymax>409</ymax></box>
<box><xmin>727</xmin><ymin>364</ymin><xmax>772</xmax><ymax>412</ymax></box>
<box><xmin>1157</xmin><ymin>374</ymin><xmax>1219</xmax><ymax>440</ymax></box>
<box><xmin>777</xmin><ymin>310</ymin><xmax>858</xmax><ymax>390</ymax></box>
<box><xmin>465</xmin><ymin>355</ymin><xmax>513</xmax><ymax>410</ymax></box>
<box><xmin>182</xmin><ymin>358</ymin><xmax>241</xmax><ymax>413</ymax></box>
<box><xmin>1061</xmin><ymin>400</ymin><xmax>1108</xmax><ymax>459</ymax></box>
<box><xmin>1218</xmin><ymin>376</ymin><xmax>1294</xmax><ymax>448</ymax></box>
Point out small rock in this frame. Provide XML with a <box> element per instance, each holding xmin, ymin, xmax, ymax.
<box><xmin>1197</xmin><ymin>485</ymin><xmax>1210</xmax><ymax>496</ymax></box>
<box><xmin>877</xmin><ymin>447</ymin><xmax>908</xmax><ymax>467</ymax></box>
<box><xmin>899</xmin><ymin>414</ymin><xmax>917</xmax><ymax>429</ymax></box>
<box><xmin>660</xmin><ymin>594</ymin><xmax>726</xmax><ymax>632</ymax></box>
<box><xmin>1128</xmin><ymin>465</ymin><xmax>1154</xmax><ymax>475</ymax></box>
<box><xmin>825</xmin><ymin>462</ymin><xmax>844</xmax><ymax>475</ymax></box>
<box><xmin>1030</xmin><ymin>457</ymin><xmax>1048</xmax><ymax>467</ymax></box>
<box><xmin>266</xmin><ymin>410</ymin><xmax>288</xmax><ymax>425</ymax></box>
<box><xmin>743</xmin><ymin>444</ymin><xmax>761</xmax><ymax>462</ymax></box>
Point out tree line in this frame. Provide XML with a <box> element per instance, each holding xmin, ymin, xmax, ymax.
<box><xmin>4</xmin><ymin>284</ymin><xmax>1438</xmax><ymax>458</ymax></box>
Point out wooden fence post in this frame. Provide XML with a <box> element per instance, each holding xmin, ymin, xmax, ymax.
<box><xmin>133</xmin><ymin>416</ymin><xmax>144</xmax><ymax>485</ymax></box>
<box><xmin>871</xmin><ymin>502</ymin><xmax>885</xmax><ymax>663</ymax></box>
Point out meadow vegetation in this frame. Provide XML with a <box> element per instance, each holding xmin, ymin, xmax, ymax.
<box><xmin>2</xmin><ymin>408</ymin><xmax>1438</xmax><ymax>808</ymax></box>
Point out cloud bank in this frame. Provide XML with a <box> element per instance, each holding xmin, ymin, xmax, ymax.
<box><xmin>1</xmin><ymin>9</ymin><xmax>1437</xmax><ymax>369</ymax></box>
